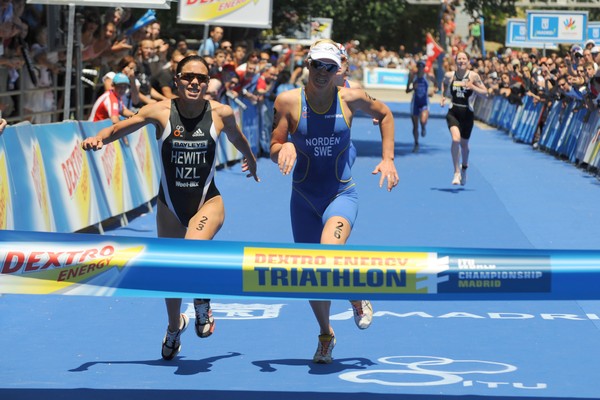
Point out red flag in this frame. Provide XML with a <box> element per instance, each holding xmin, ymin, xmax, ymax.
<box><xmin>425</xmin><ymin>33</ymin><xmax>444</xmax><ymax>73</ymax></box>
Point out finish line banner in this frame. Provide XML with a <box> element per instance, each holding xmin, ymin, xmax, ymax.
<box><xmin>1</xmin><ymin>230</ymin><xmax>598</xmax><ymax>300</ymax></box>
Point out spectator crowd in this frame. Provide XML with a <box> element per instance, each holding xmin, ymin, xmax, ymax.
<box><xmin>1</xmin><ymin>0</ymin><xmax>600</xmax><ymax>146</ymax></box>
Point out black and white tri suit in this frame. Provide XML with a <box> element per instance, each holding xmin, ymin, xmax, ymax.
<box><xmin>158</xmin><ymin>100</ymin><xmax>220</xmax><ymax>227</ymax></box>
<box><xmin>446</xmin><ymin>71</ymin><xmax>475</xmax><ymax>140</ymax></box>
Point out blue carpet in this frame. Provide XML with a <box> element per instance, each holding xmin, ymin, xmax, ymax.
<box><xmin>2</xmin><ymin>101</ymin><xmax>600</xmax><ymax>399</ymax></box>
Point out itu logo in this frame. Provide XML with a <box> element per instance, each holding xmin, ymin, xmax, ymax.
<box><xmin>339</xmin><ymin>356</ymin><xmax>547</xmax><ymax>390</ymax></box>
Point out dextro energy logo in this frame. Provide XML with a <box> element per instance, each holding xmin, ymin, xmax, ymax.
<box><xmin>242</xmin><ymin>247</ymin><xmax>449</xmax><ymax>294</ymax></box>
<box><xmin>0</xmin><ymin>243</ymin><xmax>144</xmax><ymax>294</ymax></box>
<box><xmin>185</xmin><ymin>0</ymin><xmax>257</xmax><ymax>19</ymax></box>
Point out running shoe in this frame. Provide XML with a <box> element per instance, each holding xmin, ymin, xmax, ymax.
<box><xmin>350</xmin><ymin>300</ymin><xmax>373</xmax><ymax>329</ymax></box>
<box><xmin>452</xmin><ymin>172</ymin><xmax>461</xmax><ymax>185</ymax></box>
<box><xmin>313</xmin><ymin>333</ymin><xmax>336</xmax><ymax>364</ymax></box>
<box><xmin>412</xmin><ymin>143</ymin><xmax>419</xmax><ymax>153</ymax></box>
<box><xmin>460</xmin><ymin>165</ymin><xmax>468</xmax><ymax>186</ymax></box>
<box><xmin>421</xmin><ymin>128</ymin><xmax>426</xmax><ymax>137</ymax></box>
<box><xmin>194</xmin><ymin>300</ymin><xmax>215</xmax><ymax>338</ymax></box>
<box><xmin>161</xmin><ymin>313</ymin><xmax>189</xmax><ymax>360</ymax></box>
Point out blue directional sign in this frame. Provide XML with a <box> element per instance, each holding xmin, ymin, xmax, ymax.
<box><xmin>588</xmin><ymin>22</ymin><xmax>600</xmax><ymax>43</ymax></box>
<box><xmin>506</xmin><ymin>19</ymin><xmax>558</xmax><ymax>49</ymax></box>
<box><xmin>527</xmin><ymin>10</ymin><xmax>588</xmax><ymax>44</ymax></box>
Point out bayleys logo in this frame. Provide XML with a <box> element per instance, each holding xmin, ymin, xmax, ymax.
<box><xmin>0</xmin><ymin>243</ymin><xmax>144</xmax><ymax>294</ymax></box>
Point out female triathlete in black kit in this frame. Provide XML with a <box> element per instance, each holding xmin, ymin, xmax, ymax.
<box><xmin>82</xmin><ymin>55</ymin><xmax>259</xmax><ymax>361</ymax></box>
<box><xmin>441</xmin><ymin>51</ymin><xmax>487</xmax><ymax>185</ymax></box>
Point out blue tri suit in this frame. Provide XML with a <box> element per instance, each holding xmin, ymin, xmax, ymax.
<box><xmin>410</xmin><ymin>75</ymin><xmax>430</xmax><ymax>116</ymax></box>
<box><xmin>289</xmin><ymin>88</ymin><xmax>358</xmax><ymax>244</ymax></box>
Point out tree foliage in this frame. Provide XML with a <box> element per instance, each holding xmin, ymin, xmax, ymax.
<box><xmin>152</xmin><ymin>1</ymin><xmax>599</xmax><ymax>53</ymax></box>
<box><xmin>273</xmin><ymin>0</ymin><xmax>441</xmax><ymax>51</ymax></box>
<box><xmin>461</xmin><ymin>0</ymin><xmax>517</xmax><ymax>19</ymax></box>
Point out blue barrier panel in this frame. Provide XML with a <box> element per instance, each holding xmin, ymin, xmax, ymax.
<box><xmin>121</xmin><ymin>124</ymin><xmax>160</xmax><ymax>205</ymax></box>
<box><xmin>33</xmin><ymin>121</ymin><xmax>108</xmax><ymax>232</ymax></box>
<box><xmin>1</xmin><ymin>123</ymin><xmax>56</xmax><ymax>231</ymax></box>
<box><xmin>0</xmin><ymin>127</ymin><xmax>15</xmax><ymax>230</ymax></box>
<box><xmin>363</xmin><ymin>67</ymin><xmax>409</xmax><ymax>89</ymax></box>
<box><xmin>218</xmin><ymin>96</ymin><xmax>244</xmax><ymax>166</ymax></box>
<box><xmin>2</xmin><ymin>230</ymin><xmax>600</xmax><ymax>301</ymax></box>
<box><xmin>553</xmin><ymin>102</ymin><xmax>577</xmax><ymax>156</ymax></box>
<box><xmin>78</xmin><ymin>120</ymin><xmax>137</xmax><ymax>217</ymax></box>
<box><xmin>565</xmin><ymin>108</ymin><xmax>586</xmax><ymax>163</ymax></box>
<box><xmin>524</xmin><ymin>101</ymin><xmax>544</xmax><ymax>144</ymax></box>
<box><xmin>582</xmin><ymin>118</ymin><xmax>600</xmax><ymax>167</ymax></box>
<box><xmin>241</xmin><ymin>99</ymin><xmax>260</xmax><ymax>156</ymax></box>
<box><xmin>488</xmin><ymin>97</ymin><xmax>500</xmax><ymax>126</ymax></box>
<box><xmin>79</xmin><ymin>121</ymin><xmax>159</xmax><ymax>212</ymax></box>
<box><xmin>259</xmin><ymin>101</ymin><xmax>272</xmax><ymax>155</ymax></box>
<box><xmin>575</xmin><ymin>111</ymin><xmax>600</xmax><ymax>164</ymax></box>
<box><xmin>512</xmin><ymin>96</ymin><xmax>541</xmax><ymax>144</ymax></box>
<box><xmin>539</xmin><ymin>102</ymin><xmax>561</xmax><ymax>150</ymax></box>
<box><xmin>508</xmin><ymin>100</ymin><xmax>524</xmax><ymax>137</ymax></box>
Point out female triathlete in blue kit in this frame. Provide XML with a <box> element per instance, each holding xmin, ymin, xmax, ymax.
<box><xmin>270</xmin><ymin>40</ymin><xmax>399</xmax><ymax>364</ymax></box>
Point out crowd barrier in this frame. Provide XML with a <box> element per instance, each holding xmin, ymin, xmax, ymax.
<box><xmin>474</xmin><ymin>94</ymin><xmax>600</xmax><ymax>171</ymax></box>
<box><xmin>0</xmin><ymin>96</ymin><xmax>265</xmax><ymax>233</ymax></box>
<box><xmin>2</xmin><ymin>229</ymin><xmax>600</xmax><ymax>300</ymax></box>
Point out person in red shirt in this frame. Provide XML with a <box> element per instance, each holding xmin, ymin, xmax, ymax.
<box><xmin>234</xmin><ymin>60</ymin><xmax>266</xmax><ymax>105</ymax></box>
<box><xmin>88</xmin><ymin>73</ymin><xmax>135</xmax><ymax>123</ymax></box>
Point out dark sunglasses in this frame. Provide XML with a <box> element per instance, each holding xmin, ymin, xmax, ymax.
<box><xmin>177</xmin><ymin>72</ymin><xmax>210</xmax><ymax>84</ymax></box>
<box><xmin>309</xmin><ymin>60</ymin><xmax>338</xmax><ymax>73</ymax></box>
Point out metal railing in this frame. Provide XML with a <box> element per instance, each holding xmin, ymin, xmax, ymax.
<box><xmin>0</xmin><ymin>66</ymin><xmax>97</xmax><ymax>124</ymax></box>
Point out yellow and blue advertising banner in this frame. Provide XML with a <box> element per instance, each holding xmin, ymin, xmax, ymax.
<box><xmin>1</xmin><ymin>123</ymin><xmax>56</xmax><ymax>231</ymax></box>
<box><xmin>3</xmin><ymin>230</ymin><xmax>599</xmax><ymax>301</ymax></box>
<box><xmin>79</xmin><ymin>120</ymin><xmax>131</xmax><ymax>217</ymax></box>
<box><xmin>0</xmin><ymin>130</ymin><xmax>14</xmax><ymax>230</ymax></box>
<box><xmin>122</xmin><ymin>124</ymin><xmax>161</xmax><ymax>205</ymax></box>
<box><xmin>178</xmin><ymin>0</ymin><xmax>272</xmax><ymax>28</ymax></box>
<box><xmin>34</xmin><ymin>121</ymin><xmax>107</xmax><ymax>232</ymax></box>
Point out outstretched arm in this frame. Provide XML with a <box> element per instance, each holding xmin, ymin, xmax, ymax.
<box><xmin>81</xmin><ymin>101</ymin><xmax>166</xmax><ymax>151</ymax></box>
<box><xmin>345</xmin><ymin>89</ymin><xmax>399</xmax><ymax>191</ymax></box>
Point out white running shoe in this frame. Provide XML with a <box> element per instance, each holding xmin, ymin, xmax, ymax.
<box><xmin>161</xmin><ymin>313</ymin><xmax>189</xmax><ymax>360</ymax></box>
<box><xmin>313</xmin><ymin>333</ymin><xmax>336</xmax><ymax>364</ymax></box>
<box><xmin>194</xmin><ymin>300</ymin><xmax>215</xmax><ymax>338</ymax></box>
<box><xmin>452</xmin><ymin>172</ymin><xmax>461</xmax><ymax>185</ymax></box>
<box><xmin>350</xmin><ymin>300</ymin><xmax>373</xmax><ymax>329</ymax></box>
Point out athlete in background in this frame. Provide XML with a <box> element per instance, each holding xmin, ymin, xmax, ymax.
<box><xmin>406</xmin><ymin>60</ymin><xmax>430</xmax><ymax>152</ymax></box>
<box><xmin>441</xmin><ymin>51</ymin><xmax>487</xmax><ymax>185</ymax></box>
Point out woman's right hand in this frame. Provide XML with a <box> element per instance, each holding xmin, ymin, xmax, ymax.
<box><xmin>277</xmin><ymin>142</ymin><xmax>296</xmax><ymax>175</ymax></box>
<box><xmin>81</xmin><ymin>136</ymin><xmax>104</xmax><ymax>151</ymax></box>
